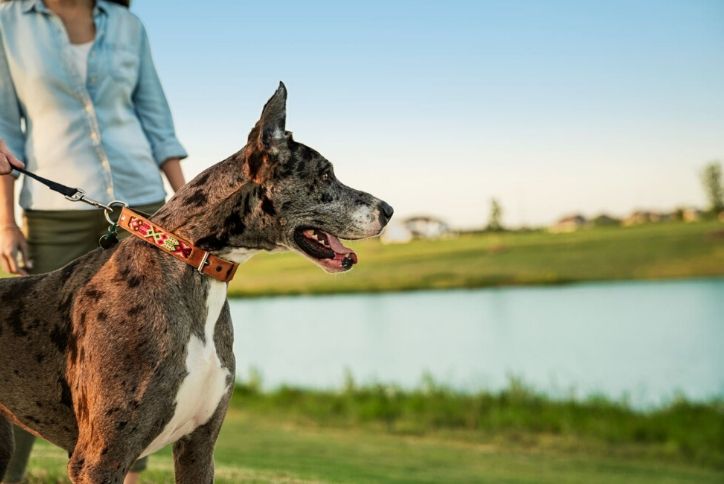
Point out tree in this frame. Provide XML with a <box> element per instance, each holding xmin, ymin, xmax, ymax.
<box><xmin>701</xmin><ymin>161</ymin><xmax>724</xmax><ymax>214</ymax></box>
<box><xmin>487</xmin><ymin>198</ymin><xmax>503</xmax><ymax>231</ymax></box>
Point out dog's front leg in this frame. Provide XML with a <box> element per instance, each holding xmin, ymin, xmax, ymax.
<box><xmin>0</xmin><ymin>415</ymin><xmax>14</xmax><ymax>481</ymax></box>
<box><xmin>67</xmin><ymin>444</ymin><xmax>128</xmax><ymax>484</ymax></box>
<box><xmin>172</xmin><ymin>391</ymin><xmax>231</xmax><ymax>484</ymax></box>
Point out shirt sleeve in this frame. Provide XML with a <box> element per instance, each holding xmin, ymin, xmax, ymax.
<box><xmin>0</xmin><ymin>31</ymin><xmax>26</xmax><ymax>170</ymax></box>
<box><xmin>132</xmin><ymin>25</ymin><xmax>187</xmax><ymax>166</ymax></box>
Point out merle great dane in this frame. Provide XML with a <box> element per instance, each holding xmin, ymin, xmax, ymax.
<box><xmin>0</xmin><ymin>83</ymin><xmax>393</xmax><ymax>483</ymax></box>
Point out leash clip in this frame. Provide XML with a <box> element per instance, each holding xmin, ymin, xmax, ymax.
<box><xmin>64</xmin><ymin>189</ymin><xmax>122</xmax><ymax>216</ymax></box>
<box><xmin>64</xmin><ymin>188</ymin><xmax>87</xmax><ymax>203</ymax></box>
<box><xmin>103</xmin><ymin>200</ymin><xmax>128</xmax><ymax>225</ymax></box>
<box><xmin>197</xmin><ymin>252</ymin><xmax>210</xmax><ymax>274</ymax></box>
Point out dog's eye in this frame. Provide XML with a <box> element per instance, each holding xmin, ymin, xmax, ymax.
<box><xmin>321</xmin><ymin>172</ymin><xmax>331</xmax><ymax>182</ymax></box>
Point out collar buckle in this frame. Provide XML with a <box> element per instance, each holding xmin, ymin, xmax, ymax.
<box><xmin>197</xmin><ymin>251</ymin><xmax>211</xmax><ymax>274</ymax></box>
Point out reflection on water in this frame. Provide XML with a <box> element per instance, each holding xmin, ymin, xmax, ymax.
<box><xmin>230</xmin><ymin>278</ymin><xmax>724</xmax><ymax>407</ymax></box>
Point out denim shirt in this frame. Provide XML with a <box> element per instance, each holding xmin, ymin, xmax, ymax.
<box><xmin>0</xmin><ymin>0</ymin><xmax>187</xmax><ymax>210</ymax></box>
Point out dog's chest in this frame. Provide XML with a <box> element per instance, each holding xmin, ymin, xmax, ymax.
<box><xmin>141</xmin><ymin>280</ymin><xmax>230</xmax><ymax>457</ymax></box>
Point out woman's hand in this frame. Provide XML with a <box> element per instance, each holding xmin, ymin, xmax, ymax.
<box><xmin>0</xmin><ymin>225</ymin><xmax>31</xmax><ymax>275</ymax></box>
<box><xmin>0</xmin><ymin>139</ymin><xmax>23</xmax><ymax>175</ymax></box>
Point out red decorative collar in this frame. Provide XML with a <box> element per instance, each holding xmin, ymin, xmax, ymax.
<box><xmin>117</xmin><ymin>207</ymin><xmax>239</xmax><ymax>283</ymax></box>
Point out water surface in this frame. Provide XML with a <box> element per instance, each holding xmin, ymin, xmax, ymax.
<box><xmin>230</xmin><ymin>278</ymin><xmax>724</xmax><ymax>407</ymax></box>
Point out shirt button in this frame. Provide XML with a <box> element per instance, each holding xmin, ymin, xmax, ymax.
<box><xmin>91</xmin><ymin>132</ymin><xmax>100</xmax><ymax>145</ymax></box>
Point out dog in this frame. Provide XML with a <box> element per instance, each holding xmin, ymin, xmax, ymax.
<box><xmin>0</xmin><ymin>83</ymin><xmax>393</xmax><ymax>483</ymax></box>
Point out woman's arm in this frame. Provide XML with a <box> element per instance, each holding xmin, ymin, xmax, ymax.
<box><xmin>0</xmin><ymin>34</ymin><xmax>26</xmax><ymax>173</ymax></box>
<box><xmin>132</xmin><ymin>25</ymin><xmax>187</xmax><ymax>167</ymax></box>
<box><xmin>0</xmin><ymin>171</ymin><xmax>30</xmax><ymax>275</ymax></box>
<box><xmin>0</xmin><ymin>172</ymin><xmax>15</xmax><ymax>227</ymax></box>
<box><xmin>0</xmin><ymin>36</ymin><xmax>30</xmax><ymax>274</ymax></box>
<box><xmin>160</xmin><ymin>157</ymin><xmax>186</xmax><ymax>192</ymax></box>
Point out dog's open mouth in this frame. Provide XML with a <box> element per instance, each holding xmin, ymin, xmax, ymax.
<box><xmin>293</xmin><ymin>227</ymin><xmax>358</xmax><ymax>272</ymax></box>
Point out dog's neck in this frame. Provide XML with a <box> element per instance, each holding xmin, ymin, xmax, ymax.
<box><xmin>152</xmin><ymin>151</ymin><xmax>280</xmax><ymax>260</ymax></box>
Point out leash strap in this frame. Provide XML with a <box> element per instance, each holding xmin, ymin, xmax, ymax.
<box><xmin>117</xmin><ymin>207</ymin><xmax>239</xmax><ymax>283</ymax></box>
<box><xmin>12</xmin><ymin>165</ymin><xmax>81</xmax><ymax>198</ymax></box>
<box><xmin>13</xmin><ymin>165</ymin><xmax>120</xmax><ymax>212</ymax></box>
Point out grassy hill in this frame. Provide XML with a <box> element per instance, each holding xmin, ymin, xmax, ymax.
<box><xmin>2</xmin><ymin>221</ymin><xmax>721</xmax><ymax>297</ymax></box>
<box><xmin>227</xmin><ymin>221</ymin><xmax>724</xmax><ymax>297</ymax></box>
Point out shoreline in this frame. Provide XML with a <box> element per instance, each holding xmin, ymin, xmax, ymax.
<box><xmin>227</xmin><ymin>273</ymin><xmax>724</xmax><ymax>299</ymax></box>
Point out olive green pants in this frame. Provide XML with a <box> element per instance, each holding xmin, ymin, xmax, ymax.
<box><xmin>5</xmin><ymin>201</ymin><xmax>163</xmax><ymax>483</ymax></box>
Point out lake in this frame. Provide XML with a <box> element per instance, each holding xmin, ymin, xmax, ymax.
<box><xmin>229</xmin><ymin>278</ymin><xmax>724</xmax><ymax>407</ymax></box>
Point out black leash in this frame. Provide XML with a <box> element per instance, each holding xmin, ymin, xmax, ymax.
<box><xmin>12</xmin><ymin>164</ymin><xmax>129</xmax><ymax>248</ymax></box>
<box><xmin>12</xmin><ymin>164</ymin><xmax>126</xmax><ymax>213</ymax></box>
<box><xmin>12</xmin><ymin>164</ymin><xmax>81</xmax><ymax>199</ymax></box>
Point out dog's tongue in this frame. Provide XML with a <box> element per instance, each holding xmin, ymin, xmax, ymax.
<box><xmin>327</xmin><ymin>234</ymin><xmax>358</xmax><ymax>263</ymax></box>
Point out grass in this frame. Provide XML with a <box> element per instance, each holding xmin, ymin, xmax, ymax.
<box><xmin>226</xmin><ymin>221</ymin><xmax>724</xmax><ymax>297</ymax></box>
<box><xmin>23</xmin><ymin>380</ymin><xmax>724</xmax><ymax>483</ymax></box>
<box><xmin>2</xmin><ymin>221</ymin><xmax>722</xmax><ymax>297</ymax></box>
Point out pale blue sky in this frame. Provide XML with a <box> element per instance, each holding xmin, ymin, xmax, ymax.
<box><xmin>134</xmin><ymin>0</ymin><xmax>724</xmax><ymax>227</ymax></box>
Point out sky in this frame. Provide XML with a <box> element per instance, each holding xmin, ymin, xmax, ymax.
<box><xmin>132</xmin><ymin>0</ymin><xmax>724</xmax><ymax>228</ymax></box>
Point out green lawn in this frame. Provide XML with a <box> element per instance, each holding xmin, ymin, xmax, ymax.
<box><xmin>23</xmin><ymin>384</ymin><xmax>724</xmax><ymax>483</ymax></box>
<box><xmin>227</xmin><ymin>221</ymin><xmax>724</xmax><ymax>297</ymax></box>
<box><xmin>24</xmin><ymin>408</ymin><xmax>724</xmax><ymax>484</ymax></box>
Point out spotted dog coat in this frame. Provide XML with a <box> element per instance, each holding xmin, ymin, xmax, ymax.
<box><xmin>0</xmin><ymin>83</ymin><xmax>392</xmax><ymax>483</ymax></box>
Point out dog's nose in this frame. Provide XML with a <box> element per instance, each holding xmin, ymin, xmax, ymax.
<box><xmin>378</xmin><ymin>201</ymin><xmax>394</xmax><ymax>225</ymax></box>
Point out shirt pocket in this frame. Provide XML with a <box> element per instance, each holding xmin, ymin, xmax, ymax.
<box><xmin>107</xmin><ymin>45</ymin><xmax>140</xmax><ymax>87</ymax></box>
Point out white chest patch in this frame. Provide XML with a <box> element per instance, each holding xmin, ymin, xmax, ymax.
<box><xmin>141</xmin><ymin>280</ymin><xmax>230</xmax><ymax>457</ymax></box>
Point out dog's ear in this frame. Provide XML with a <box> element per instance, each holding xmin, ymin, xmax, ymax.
<box><xmin>249</xmin><ymin>82</ymin><xmax>287</xmax><ymax>150</ymax></box>
<box><xmin>243</xmin><ymin>82</ymin><xmax>287</xmax><ymax>182</ymax></box>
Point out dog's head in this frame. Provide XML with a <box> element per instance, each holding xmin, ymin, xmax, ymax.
<box><xmin>177</xmin><ymin>83</ymin><xmax>393</xmax><ymax>273</ymax></box>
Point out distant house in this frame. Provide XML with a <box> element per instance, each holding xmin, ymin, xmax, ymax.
<box><xmin>549</xmin><ymin>214</ymin><xmax>586</xmax><ymax>233</ymax></box>
<box><xmin>682</xmin><ymin>208</ymin><xmax>703</xmax><ymax>223</ymax></box>
<box><xmin>623</xmin><ymin>210</ymin><xmax>657</xmax><ymax>226</ymax></box>
<box><xmin>403</xmin><ymin>216</ymin><xmax>451</xmax><ymax>240</ymax></box>
<box><xmin>591</xmin><ymin>214</ymin><xmax>621</xmax><ymax>227</ymax></box>
<box><xmin>623</xmin><ymin>210</ymin><xmax>682</xmax><ymax>225</ymax></box>
<box><xmin>380</xmin><ymin>222</ymin><xmax>413</xmax><ymax>244</ymax></box>
<box><xmin>380</xmin><ymin>216</ymin><xmax>451</xmax><ymax>244</ymax></box>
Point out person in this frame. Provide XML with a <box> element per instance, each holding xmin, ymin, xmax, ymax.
<box><xmin>0</xmin><ymin>141</ymin><xmax>22</xmax><ymax>175</ymax></box>
<box><xmin>0</xmin><ymin>1</ymin><xmax>187</xmax><ymax>482</ymax></box>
